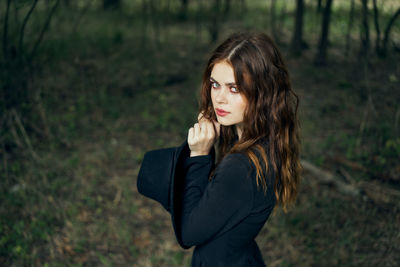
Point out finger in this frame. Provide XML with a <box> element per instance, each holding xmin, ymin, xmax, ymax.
<box><xmin>203</xmin><ymin>120</ymin><xmax>214</xmax><ymax>139</ymax></box>
<box><xmin>197</xmin><ymin>111</ymin><xmax>207</xmax><ymax>122</ymax></box>
<box><xmin>188</xmin><ymin>127</ymin><xmax>194</xmax><ymax>142</ymax></box>
<box><xmin>197</xmin><ymin>112</ymin><xmax>204</xmax><ymax>122</ymax></box>
<box><xmin>194</xmin><ymin>123</ymin><xmax>200</xmax><ymax>139</ymax></box>
<box><xmin>198</xmin><ymin>121</ymin><xmax>206</xmax><ymax>136</ymax></box>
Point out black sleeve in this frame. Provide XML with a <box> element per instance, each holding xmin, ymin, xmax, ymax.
<box><xmin>180</xmin><ymin>153</ymin><xmax>254</xmax><ymax>247</ymax></box>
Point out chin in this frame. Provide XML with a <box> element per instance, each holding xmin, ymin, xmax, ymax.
<box><xmin>217</xmin><ymin>118</ymin><xmax>234</xmax><ymax>126</ymax></box>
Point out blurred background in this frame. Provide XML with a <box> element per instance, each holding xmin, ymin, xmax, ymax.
<box><xmin>0</xmin><ymin>0</ymin><xmax>399</xmax><ymax>266</ymax></box>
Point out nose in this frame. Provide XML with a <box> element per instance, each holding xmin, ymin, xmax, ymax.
<box><xmin>215</xmin><ymin>86</ymin><xmax>228</xmax><ymax>104</ymax></box>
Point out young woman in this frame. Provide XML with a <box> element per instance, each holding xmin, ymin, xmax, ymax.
<box><xmin>180</xmin><ymin>31</ymin><xmax>301</xmax><ymax>266</ymax></box>
<box><xmin>137</xmin><ymin>31</ymin><xmax>300</xmax><ymax>266</ymax></box>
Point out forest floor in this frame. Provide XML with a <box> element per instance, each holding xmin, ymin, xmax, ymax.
<box><xmin>1</xmin><ymin>3</ymin><xmax>400</xmax><ymax>266</ymax></box>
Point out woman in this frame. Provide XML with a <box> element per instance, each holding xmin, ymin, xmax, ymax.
<box><xmin>180</xmin><ymin>31</ymin><xmax>301</xmax><ymax>266</ymax></box>
<box><xmin>137</xmin><ymin>31</ymin><xmax>300</xmax><ymax>266</ymax></box>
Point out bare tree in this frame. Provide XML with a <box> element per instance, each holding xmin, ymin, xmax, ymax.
<box><xmin>290</xmin><ymin>0</ymin><xmax>305</xmax><ymax>56</ymax></box>
<box><xmin>1</xmin><ymin>0</ymin><xmax>62</xmax><ymax>159</ymax></box>
<box><xmin>314</xmin><ymin>0</ymin><xmax>333</xmax><ymax>65</ymax></box>
<box><xmin>371</xmin><ymin>0</ymin><xmax>400</xmax><ymax>57</ymax></box>
<box><xmin>381</xmin><ymin>8</ymin><xmax>400</xmax><ymax>56</ymax></box>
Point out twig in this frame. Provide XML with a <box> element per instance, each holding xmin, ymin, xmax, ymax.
<box><xmin>338</xmin><ymin>167</ymin><xmax>356</xmax><ymax>185</ymax></box>
<box><xmin>11</xmin><ymin>109</ymin><xmax>39</xmax><ymax>160</ymax></box>
<box><xmin>9</xmin><ymin>116</ymin><xmax>24</xmax><ymax>148</ymax></box>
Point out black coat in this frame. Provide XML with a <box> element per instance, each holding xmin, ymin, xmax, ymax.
<box><xmin>137</xmin><ymin>140</ymin><xmax>277</xmax><ymax>266</ymax></box>
<box><xmin>180</xmin><ymin>146</ymin><xmax>276</xmax><ymax>266</ymax></box>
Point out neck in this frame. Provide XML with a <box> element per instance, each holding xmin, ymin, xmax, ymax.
<box><xmin>235</xmin><ymin>124</ymin><xmax>243</xmax><ymax>141</ymax></box>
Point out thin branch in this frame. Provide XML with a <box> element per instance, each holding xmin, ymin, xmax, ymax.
<box><xmin>30</xmin><ymin>0</ymin><xmax>61</xmax><ymax>61</ymax></box>
<box><xmin>19</xmin><ymin>0</ymin><xmax>39</xmax><ymax>56</ymax></box>
<box><xmin>9</xmin><ymin>119</ymin><xmax>24</xmax><ymax>148</ymax></box>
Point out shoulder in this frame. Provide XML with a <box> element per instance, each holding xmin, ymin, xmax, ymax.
<box><xmin>219</xmin><ymin>152</ymin><xmax>250</xmax><ymax>168</ymax></box>
<box><xmin>214</xmin><ymin>152</ymin><xmax>253</xmax><ymax>181</ymax></box>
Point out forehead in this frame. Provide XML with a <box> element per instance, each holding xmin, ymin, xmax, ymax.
<box><xmin>210</xmin><ymin>61</ymin><xmax>236</xmax><ymax>83</ymax></box>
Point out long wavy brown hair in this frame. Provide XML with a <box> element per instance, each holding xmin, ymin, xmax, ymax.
<box><xmin>198</xmin><ymin>32</ymin><xmax>301</xmax><ymax>212</ymax></box>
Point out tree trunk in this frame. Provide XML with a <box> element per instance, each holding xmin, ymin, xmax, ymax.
<box><xmin>360</xmin><ymin>0</ymin><xmax>370</xmax><ymax>56</ymax></box>
<box><xmin>180</xmin><ymin>0</ymin><xmax>189</xmax><ymax>20</ymax></box>
<box><xmin>224</xmin><ymin>0</ymin><xmax>231</xmax><ymax>15</ymax></box>
<box><xmin>103</xmin><ymin>0</ymin><xmax>120</xmax><ymax>9</ymax></box>
<box><xmin>345</xmin><ymin>0</ymin><xmax>355</xmax><ymax>56</ymax></box>
<box><xmin>372</xmin><ymin>0</ymin><xmax>381</xmax><ymax>55</ymax></box>
<box><xmin>209</xmin><ymin>0</ymin><xmax>221</xmax><ymax>43</ymax></box>
<box><xmin>290</xmin><ymin>0</ymin><xmax>305</xmax><ymax>56</ymax></box>
<box><xmin>314</xmin><ymin>0</ymin><xmax>333</xmax><ymax>65</ymax></box>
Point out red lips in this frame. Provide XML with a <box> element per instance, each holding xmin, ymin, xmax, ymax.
<box><xmin>215</xmin><ymin>108</ymin><xmax>230</xmax><ymax>117</ymax></box>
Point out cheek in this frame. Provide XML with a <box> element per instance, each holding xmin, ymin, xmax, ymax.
<box><xmin>234</xmin><ymin>97</ymin><xmax>247</xmax><ymax>114</ymax></box>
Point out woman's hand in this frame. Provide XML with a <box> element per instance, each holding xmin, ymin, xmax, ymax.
<box><xmin>188</xmin><ymin>113</ymin><xmax>220</xmax><ymax>157</ymax></box>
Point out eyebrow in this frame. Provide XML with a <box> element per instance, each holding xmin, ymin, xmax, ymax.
<box><xmin>210</xmin><ymin>77</ymin><xmax>237</xmax><ymax>86</ymax></box>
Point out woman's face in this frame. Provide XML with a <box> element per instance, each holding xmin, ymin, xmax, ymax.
<box><xmin>210</xmin><ymin>60</ymin><xmax>248</xmax><ymax>128</ymax></box>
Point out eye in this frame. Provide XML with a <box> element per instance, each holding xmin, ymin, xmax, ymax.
<box><xmin>211</xmin><ymin>82</ymin><xmax>220</xmax><ymax>89</ymax></box>
<box><xmin>230</xmin><ymin>86</ymin><xmax>239</xmax><ymax>93</ymax></box>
